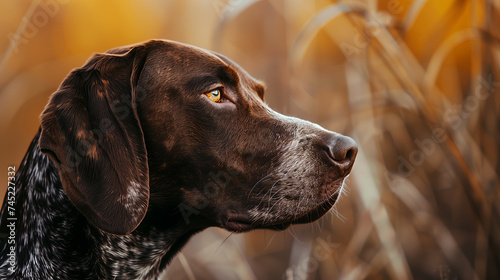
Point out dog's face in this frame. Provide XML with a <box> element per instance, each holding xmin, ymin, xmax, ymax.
<box><xmin>39</xmin><ymin>40</ymin><xmax>357</xmax><ymax>235</ymax></box>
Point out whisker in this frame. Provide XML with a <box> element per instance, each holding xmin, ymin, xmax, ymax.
<box><xmin>214</xmin><ymin>232</ymin><xmax>235</xmax><ymax>255</ymax></box>
<box><xmin>247</xmin><ymin>173</ymin><xmax>273</xmax><ymax>199</ymax></box>
<box><xmin>255</xmin><ymin>178</ymin><xmax>283</xmax><ymax>210</ymax></box>
<box><xmin>287</xmin><ymin>226</ymin><xmax>301</xmax><ymax>243</ymax></box>
<box><xmin>264</xmin><ymin>232</ymin><xmax>277</xmax><ymax>251</ymax></box>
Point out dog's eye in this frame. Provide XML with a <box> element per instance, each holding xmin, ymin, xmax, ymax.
<box><xmin>206</xmin><ymin>89</ymin><xmax>222</xmax><ymax>103</ymax></box>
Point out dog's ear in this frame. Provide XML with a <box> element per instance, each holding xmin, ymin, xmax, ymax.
<box><xmin>39</xmin><ymin>44</ymin><xmax>150</xmax><ymax>235</ymax></box>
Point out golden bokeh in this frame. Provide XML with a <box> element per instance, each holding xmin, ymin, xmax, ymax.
<box><xmin>1</xmin><ymin>0</ymin><xmax>499</xmax><ymax>279</ymax></box>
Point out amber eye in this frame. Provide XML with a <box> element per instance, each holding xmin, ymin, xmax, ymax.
<box><xmin>205</xmin><ymin>89</ymin><xmax>222</xmax><ymax>102</ymax></box>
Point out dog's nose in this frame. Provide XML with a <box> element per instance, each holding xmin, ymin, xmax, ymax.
<box><xmin>321</xmin><ymin>133</ymin><xmax>358</xmax><ymax>174</ymax></box>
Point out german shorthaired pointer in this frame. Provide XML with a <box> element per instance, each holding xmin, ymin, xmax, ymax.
<box><xmin>0</xmin><ymin>40</ymin><xmax>357</xmax><ymax>279</ymax></box>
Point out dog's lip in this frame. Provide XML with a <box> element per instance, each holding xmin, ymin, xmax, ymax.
<box><xmin>222</xmin><ymin>213</ymin><xmax>256</xmax><ymax>232</ymax></box>
<box><xmin>223</xmin><ymin>217</ymin><xmax>291</xmax><ymax>232</ymax></box>
<box><xmin>222</xmin><ymin>212</ymin><xmax>291</xmax><ymax>232</ymax></box>
<box><xmin>224</xmin><ymin>220</ymin><xmax>255</xmax><ymax>232</ymax></box>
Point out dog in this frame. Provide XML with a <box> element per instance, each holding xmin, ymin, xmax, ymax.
<box><xmin>0</xmin><ymin>40</ymin><xmax>357</xmax><ymax>279</ymax></box>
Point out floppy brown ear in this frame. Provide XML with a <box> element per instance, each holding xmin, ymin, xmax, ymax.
<box><xmin>39</xmin><ymin>45</ymin><xmax>149</xmax><ymax>235</ymax></box>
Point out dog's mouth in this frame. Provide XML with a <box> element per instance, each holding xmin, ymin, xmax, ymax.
<box><xmin>221</xmin><ymin>191</ymin><xmax>340</xmax><ymax>233</ymax></box>
<box><xmin>222</xmin><ymin>214</ymin><xmax>290</xmax><ymax>233</ymax></box>
<box><xmin>223</xmin><ymin>215</ymin><xmax>258</xmax><ymax>232</ymax></box>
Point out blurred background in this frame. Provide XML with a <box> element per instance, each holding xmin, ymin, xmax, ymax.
<box><xmin>1</xmin><ymin>0</ymin><xmax>499</xmax><ymax>279</ymax></box>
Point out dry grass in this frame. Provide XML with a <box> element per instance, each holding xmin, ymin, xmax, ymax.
<box><xmin>0</xmin><ymin>0</ymin><xmax>498</xmax><ymax>279</ymax></box>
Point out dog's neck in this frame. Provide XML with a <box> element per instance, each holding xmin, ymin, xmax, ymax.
<box><xmin>0</xmin><ymin>130</ymin><xmax>199</xmax><ymax>280</ymax></box>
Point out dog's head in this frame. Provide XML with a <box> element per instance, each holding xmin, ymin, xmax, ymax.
<box><xmin>39</xmin><ymin>40</ymin><xmax>357</xmax><ymax>235</ymax></box>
